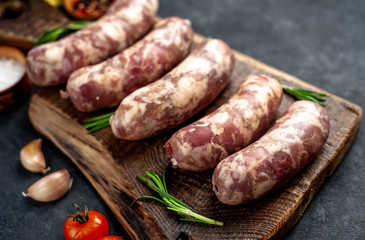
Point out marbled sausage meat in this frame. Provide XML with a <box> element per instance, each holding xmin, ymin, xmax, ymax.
<box><xmin>26</xmin><ymin>0</ymin><xmax>158</xmax><ymax>86</ymax></box>
<box><xmin>165</xmin><ymin>74</ymin><xmax>283</xmax><ymax>172</ymax></box>
<box><xmin>66</xmin><ymin>17</ymin><xmax>194</xmax><ymax>112</ymax></box>
<box><xmin>212</xmin><ymin>100</ymin><xmax>330</xmax><ymax>205</ymax></box>
<box><xmin>110</xmin><ymin>39</ymin><xmax>235</xmax><ymax>140</ymax></box>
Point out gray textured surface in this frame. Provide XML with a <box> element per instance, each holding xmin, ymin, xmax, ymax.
<box><xmin>1</xmin><ymin>0</ymin><xmax>364</xmax><ymax>239</ymax></box>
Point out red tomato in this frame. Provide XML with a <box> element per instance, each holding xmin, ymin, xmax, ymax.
<box><xmin>64</xmin><ymin>209</ymin><xmax>109</xmax><ymax>240</ymax></box>
<box><xmin>97</xmin><ymin>236</ymin><xmax>124</xmax><ymax>240</ymax></box>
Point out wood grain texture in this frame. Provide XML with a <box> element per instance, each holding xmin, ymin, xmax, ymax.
<box><xmin>0</xmin><ymin>0</ymin><xmax>69</xmax><ymax>50</ymax></box>
<box><xmin>28</xmin><ymin>34</ymin><xmax>362</xmax><ymax>240</ymax></box>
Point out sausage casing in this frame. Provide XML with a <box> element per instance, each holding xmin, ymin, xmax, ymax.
<box><xmin>66</xmin><ymin>17</ymin><xmax>194</xmax><ymax>112</ymax></box>
<box><xmin>110</xmin><ymin>39</ymin><xmax>235</xmax><ymax>140</ymax></box>
<box><xmin>26</xmin><ymin>0</ymin><xmax>158</xmax><ymax>86</ymax></box>
<box><xmin>212</xmin><ymin>100</ymin><xmax>330</xmax><ymax>205</ymax></box>
<box><xmin>165</xmin><ymin>74</ymin><xmax>283</xmax><ymax>172</ymax></box>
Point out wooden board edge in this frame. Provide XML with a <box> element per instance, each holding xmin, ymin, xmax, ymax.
<box><xmin>0</xmin><ymin>33</ymin><xmax>34</xmax><ymax>51</ymax></box>
<box><xmin>29</xmin><ymin>92</ymin><xmax>177</xmax><ymax>240</ymax></box>
<box><xmin>270</xmin><ymin>119</ymin><xmax>361</xmax><ymax>240</ymax></box>
<box><xmin>27</xmin><ymin>93</ymin><xmax>144</xmax><ymax>240</ymax></box>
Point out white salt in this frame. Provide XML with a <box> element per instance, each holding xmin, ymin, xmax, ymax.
<box><xmin>0</xmin><ymin>57</ymin><xmax>26</xmax><ymax>92</ymax></box>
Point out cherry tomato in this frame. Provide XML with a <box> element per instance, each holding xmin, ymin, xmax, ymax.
<box><xmin>64</xmin><ymin>203</ymin><xmax>109</xmax><ymax>240</ymax></box>
<box><xmin>97</xmin><ymin>236</ymin><xmax>124</xmax><ymax>240</ymax></box>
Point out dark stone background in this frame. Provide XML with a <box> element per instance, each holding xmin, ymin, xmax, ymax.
<box><xmin>0</xmin><ymin>0</ymin><xmax>364</xmax><ymax>239</ymax></box>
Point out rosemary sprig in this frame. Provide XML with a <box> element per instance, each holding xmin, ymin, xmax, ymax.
<box><xmin>82</xmin><ymin>112</ymin><xmax>113</xmax><ymax>133</ymax></box>
<box><xmin>134</xmin><ymin>165</ymin><xmax>224</xmax><ymax>226</ymax></box>
<box><xmin>33</xmin><ymin>21</ymin><xmax>93</xmax><ymax>46</ymax></box>
<box><xmin>282</xmin><ymin>85</ymin><xmax>330</xmax><ymax>106</ymax></box>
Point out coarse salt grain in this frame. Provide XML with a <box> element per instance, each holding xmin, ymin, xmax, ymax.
<box><xmin>0</xmin><ymin>57</ymin><xmax>25</xmax><ymax>92</ymax></box>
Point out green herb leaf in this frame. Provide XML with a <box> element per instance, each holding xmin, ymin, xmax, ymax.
<box><xmin>134</xmin><ymin>165</ymin><xmax>223</xmax><ymax>226</ymax></box>
<box><xmin>68</xmin><ymin>21</ymin><xmax>93</xmax><ymax>30</ymax></box>
<box><xmin>82</xmin><ymin>112</ymin><xmax>114</xmax><ymax>133</ymax></box>
<box><xmin>282</xmin><ymin>85</ymin><xmax>330</xmax><ymax>106</ymax></box>
<box><xmin>136</xmin><ymin>196</ymin><xmax>168</xmax><ymax>206</ymax></box>
<box><xmin>33</xmin><ymin>20</ymin><xmax>93</xmax><ymax>46</ymax></box>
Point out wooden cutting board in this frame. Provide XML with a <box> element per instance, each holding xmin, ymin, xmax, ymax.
<box><xmin>28</xmin><ymin>33</ymin><xmax>362</xmax><ymax>240</ymax></box>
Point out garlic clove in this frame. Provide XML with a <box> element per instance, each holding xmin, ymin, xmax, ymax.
<box><xmin>20</xmin><ymin>138</ymin><xmax>50</xmax><ymax>174</ymax></box>
<box><xmin>22</xmin><ymin>169</ymin><xmax>73</xmax><ymax>202</ymax></box>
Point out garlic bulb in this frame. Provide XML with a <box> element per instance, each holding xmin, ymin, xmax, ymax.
<box><xmin>20</xmin><ymin>138</ymin><xmax>50</xmax><ymax>173</ymax></box>
<box><xmin>22</xmin><ymin>169</ymin><xmax>73</xmax><ymax>202</ymax></box>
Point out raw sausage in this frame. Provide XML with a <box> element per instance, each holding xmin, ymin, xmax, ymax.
<box><xmin>110</xmin><ymin>39</ymin><xmax>235</xmax><ymax>140</ymax></box>
<box><xmin>165</xmin><ymin>74</ymin><xmax>283</xmax><ymax>172</ymax></box>
<box><xmin>26</xmin><ymin>0</ymin><xmax>158</xmax><ymax>86</ymax></box>
<box><xmin>65</xmin><ymin>17</ymin><xmax>194</xmax><ymax>112</ymax></box>
<box><xmin>212</xmin><ymin>100</ymin><xmax>330</xmax><ymax>205</ymax></box>
<box><xmin>27</xmin><ymin>0</ymin><xmax>158</xmax><ymax>87</ymax></box>
<box><xmin>109</xmin><ymin>39</ymin><xmax>235</xmax><ymax>140</ymax></box>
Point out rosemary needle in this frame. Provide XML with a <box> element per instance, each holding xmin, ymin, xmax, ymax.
<box><xmin>134</xmin><ymin>165</ymin><xmax>224</xmax><ymax>226</ymax></box>
<box><xmin>33</xmin><ymin>20</ymin><xmax>93</xmax><ymax>46</ymax></box>
<box><xmin>82</xmin><ymin>112</ymin><xmax>113</xmax><ymax>133</ymax></box>
<box><xmin>281</xmin><ymin>85</ymin><xmax>330</xmax><ymax>106</ymax></box>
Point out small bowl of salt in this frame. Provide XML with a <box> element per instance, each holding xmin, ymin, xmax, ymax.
<box><xmin>0</xmin><ymin>46</ymin><xmax>31</xmax><ymax>111</ymax></box>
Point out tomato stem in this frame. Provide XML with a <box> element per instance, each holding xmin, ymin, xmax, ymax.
<box><xmin>70</xmin><ymin>203</ymin><xmax>89</xmax><ymax>224</ymax></box>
